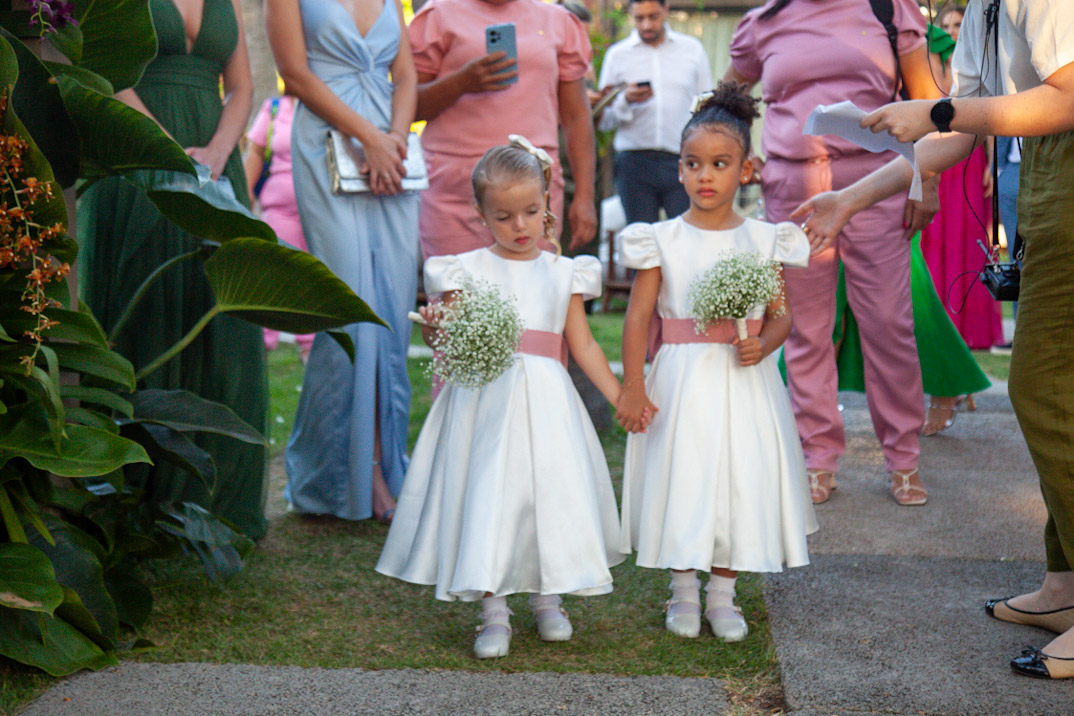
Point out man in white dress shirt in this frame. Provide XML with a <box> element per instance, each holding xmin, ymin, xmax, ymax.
<box><xmin>598</xmin><ymin>0</ymin><xmax>712</xmax><ymax>223</ymax></box>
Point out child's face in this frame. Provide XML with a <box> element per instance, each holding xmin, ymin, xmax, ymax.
<box><xmin>678</xmin><ymin>127</ymin><xmax>752</xmax><ymax>216</ymax></box>
<box><xmin>477</xmin><ymin>176</ymin><xmax>546</xmax><ymax>260</ymax></box>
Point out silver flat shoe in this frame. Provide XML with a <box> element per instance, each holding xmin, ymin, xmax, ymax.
<box><xmin>474</xmin><ymin>607</ymin><xmax>512</xmax><ymax>659</ymax></box>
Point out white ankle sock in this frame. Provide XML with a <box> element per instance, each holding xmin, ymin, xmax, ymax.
<box><xmin>670</xmin><ymin>570</ymin><xmax>699</xmax><ymax>590</ymax></box>
<box><xmin>482</xmin><ymin>595</ymin><xmax>508</xmax><ymax>616</ymax></box>
<box><xmin>706</xmin><ymin>575</ymin><xmax>737</xmax><ymax>612</ymax></box>
<box><xmin>530</xmin><ymin>594</ymin><xmax>562</xmax><ymax>611</ymax></box>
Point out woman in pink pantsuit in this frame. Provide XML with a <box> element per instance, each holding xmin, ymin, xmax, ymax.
<box><xmin>727</xmin><ymin>0</ymin><xmax>942</xmax><ymax>506</ymax></box>
<box><xmin>244</xmin><ymin>93</ymin><xmax>315</xmax><ymax>359</ymax></box>
<box><xmin>408</xmin><ymin>0</ymin><xmax>597</xmax><ymax>259</ymax></box>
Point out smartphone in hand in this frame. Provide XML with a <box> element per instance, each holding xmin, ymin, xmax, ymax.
<box><xmin>485</xmin><ymin>23</ymin><xmax>518</xmax><ymax>86</ymax></box>
<box><xmin>636</xmin><ymin>80</ymin><xmax>652</xmax><ymax>89</ymax></box>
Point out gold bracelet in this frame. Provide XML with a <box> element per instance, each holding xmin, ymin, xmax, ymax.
<box><xmin>623</xmin><ymin>376</ymin><xmax>644</xmax><ymax>391</ymax></box>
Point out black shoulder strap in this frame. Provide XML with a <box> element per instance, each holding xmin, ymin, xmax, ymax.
<box><xmin>868</xmin><ymin>0</ymin><xmax>907</xmax><ymax>101</ymax></box>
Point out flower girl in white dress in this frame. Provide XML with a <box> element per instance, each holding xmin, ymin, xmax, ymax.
<box><xmin>616</xmin><ymin>83</ymin><xmax>818</xmax><ymax>642</ymax></box>
<box><xmin>376</xmin><ymin>139</ymin><xmax>630</xmax><ymax>659</ymax></box>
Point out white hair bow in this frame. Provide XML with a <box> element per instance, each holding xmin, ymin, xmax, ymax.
<box><xmin>690</xmin><ymin>91</ymin><xmax>714</xmax><ymax>114</ymax></box>
<box><xmin>508</xmin><ymin>134</ymin><xmax>553</xmax><ymax>171</ymax></box>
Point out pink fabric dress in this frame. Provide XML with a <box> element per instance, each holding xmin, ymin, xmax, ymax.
<box><xmin>731</xmin><ymin>0</ymin><xmax>927</xmax><ymax>474</ymax></box>
<box><xmin>408</xmin><ymin>0</ymin><xmax>591</xmax><ymax>258</ymax></box>
<box><xmin>918</xmin><ymin>145</ymin><xmax>1003</xmax><ymax>349</ymax></box>
<box><xmin>248</xmin><ymin>96</ymin><xmax>314</xmax><ymax>352</ymax></box>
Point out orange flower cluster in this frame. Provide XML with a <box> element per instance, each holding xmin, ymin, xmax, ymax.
<box><xmin>0</xmin><ymin>93</ymin><xmax>71</xmax><ymax>371</ymax></box>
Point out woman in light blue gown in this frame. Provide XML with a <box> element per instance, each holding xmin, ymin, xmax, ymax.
<box><xmin>267</xmin><ymin>0</ymin><xmax>419</xmax><ymax>520</ymax></box>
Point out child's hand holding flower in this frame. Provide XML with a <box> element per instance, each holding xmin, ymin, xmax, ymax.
<box><xmin>733</xmin><ymin>335</ymin><xmax>767</xmax><ymax>367</ymax></box>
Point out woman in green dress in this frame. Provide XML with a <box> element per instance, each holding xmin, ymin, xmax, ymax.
<box><xmin>78</xmin><ymin>0</ymin><xmax>269</xmax><ymax>538</ymax></box>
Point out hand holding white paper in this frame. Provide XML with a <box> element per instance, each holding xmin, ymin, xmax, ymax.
<box><xmin>803</xmin><ymin>101</ymin><xmax>923</xmax><ymax>201</ymax></box>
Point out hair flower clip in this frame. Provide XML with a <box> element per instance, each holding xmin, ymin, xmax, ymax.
<box><xmin>690</xmin><ymin>91</ymin><xmax>715</xmax><ymax>114</ymax></box>
<box><xmin>508</xmin><ymin>134</ymin><xmax>553</xmax><ymax>171</ymax></box>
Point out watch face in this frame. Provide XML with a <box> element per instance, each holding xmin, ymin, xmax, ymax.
<box><xmin>931</xmin><ymin>100</ymin><xmax>954</xmax><ymax>129</ymax></box>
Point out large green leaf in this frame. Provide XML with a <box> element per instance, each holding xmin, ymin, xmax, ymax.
<box><xmin>0</xmin><ymin>405</ymin><xmax>151</xmax><ymax>477</ymax></box>
<box><xmin>71</xmin><ymin>0</ymin><xmax>156</xmax><ymax>92</ymax></box>
<box><xmin>121</xmin><ymin>423</ymin><xmax>214</xmax><ymax>489</ymax></box>
<box><xmin>54</xmin><ymin>584</ymin><xmax>110</xmax><ymax>648</ymax></box>
<box><xmin>0</xmin><ymin>543</ymin><xmax>63</xmax><ymax>614</ymax></box>
<box><xmin>31</xmin><ymin>517</ymin><xmax>117</xmax><ymax>642</ymax></box>
<box><xmin>52</xmin><ymin>342</ymin><xmax>135</xmax><ymax>389</ymax></box>
<box><xmin>205</xmin><ymin>239</ymin><xmax>387</xmax><ymax>333</ymax></box>
<box><xmin>43</xmin><ymin>62</ymin><xmax>112</xmax><ymax>96</ymax></box>
<box><xmin>128</xmin><ymin>389</ymin><xmax>264</xmax><ymax>444</ymax></box>
<box><xmin>125</xmin><ymin>170</ymin><xmax>277</xmax><ymax>243</ymax></box>
<box><xmin>60</xmin><ymin>386</ymin><xmax>134</xmax><ymax>418</ymax></box>
<box><xmin>57</xmin><ymin>77</ymin><xmax>197</xmax><ymax>179</ymax></box>
<box><xmin>104</xmin><ymin>563</ymin><xmax>151</xmax><ymax>630</ymax></box>
<box><xmin>0</xmin><ymin>605</ymin><xmax>117</xmax><ymax>675</ymax></box>
<box><xmin>1</xmin><ymin>29</ymin><xmax>79</xmax><ymax>187</ymax></box>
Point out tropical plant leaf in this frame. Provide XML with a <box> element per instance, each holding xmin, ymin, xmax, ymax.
<box><xmin>60</xmin><ymin>386</ymin><xmax>133</xmax><ymax>418</ymax></box>
<box><xmin>121</xmin><ymin>423</ymin><xmax>215</xmax><ymax>489</ymax></box>
<box><xmin>30</xmin><ymin>516</ymin><xmax>117</xmax><ymax>642</ymax></box>
<box><xmin>128</xmin><ymin>389</ymin><xmax>264</xmax><ymax>444</ymax></box>
<box><xmin>327</xmin><ymin>330</ymin><xmax>356</xmax><ymax>362</ymax></box>
<box><xmin>57</xmin><ymin>77</ymin><xmax>197</xmax><ymax>179</ymax></box>
<box><xmin>49</xmin><ymin>25</ymin><xmax>83</xmax><ymax>65</ymax></box>
<box><xmin>124</xmin><ymin>170</ymin><xmax>276</xmax><ymax>243</ymax></box>
<box><xmin>53</xmin><ymin>584</ymin><xmax>112</xmax><ymax>649</ymax></box>
<box><xmin>0</xmin><ymin>484</ymin><xmax>26</xmax><ymax>542</ymax></box>
<box><xmin>1</xmin><ymin>29</ymin><xmax>79</xmax><ymax>187</ymax></box>
<box><xmin>157</xmin><ymin>502</ymin><xmax>253</xmax><ymax>583</ymax></box>
<box><xmin>0</xmin><ymin>405</ymin><xmax>151</xmax><ymax>477</ymax></box>
<box><xmin>70</xmin><ymin>0</ymin><xmax>157</xmax><ymax>92</ymax></box>
<box><xmin>0</xmin><ymin>605</ymin><xmax>118</xmax><ymax>675</ymax></box>
<box><xmin>7</xmin><ymin>480</ymin><xmax>55</xmax><ymax>545</ymax></box>
<box><xmin>204</xmin><ymin>239</ymin><xmax>387</xmax><ymax>333</ymax></box>
<box><xmin>42</xmin><ymin>61</ymin><xmax>113</xmax><ymax>96</ymax></box>
<box><xmin>52</xmin><ymin>342</ymin><xmax>135</xmax><ymax>389</ymax></box>
<box><xmin>0</xmin><ymin>543</ymin><xmax>62</xmax><ymax>614</ymax></box>
<box><xmin>65</xmin><ymin>406</ymin><xmax>119</xmax><ymax>434</ymax></box>
<box><xmin>104</xmin><ymin>563</ymin><xmax>152</xmax><ymax>631</ymax></box>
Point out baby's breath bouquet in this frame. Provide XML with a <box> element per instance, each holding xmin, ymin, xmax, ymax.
<box><xmin>689</xmin><ymin>250</ymin><xmax>783</xmax><ymax>340</ymax></box>
<box><xmin>428</xmin><ymin>276</ymin><xmax>525</xmax><ymax>389</ymax></box>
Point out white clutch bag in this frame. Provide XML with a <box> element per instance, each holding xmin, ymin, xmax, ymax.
<box><xmin>325</xmin><ymin>129</ymin><xmax>429</xmax><ymax>193</ymax></box>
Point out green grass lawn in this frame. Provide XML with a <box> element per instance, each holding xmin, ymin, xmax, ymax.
<box><xmin>1</xmin><ymin>315</ymin><xmax>1011</xmax><ymax>716</ymax></box>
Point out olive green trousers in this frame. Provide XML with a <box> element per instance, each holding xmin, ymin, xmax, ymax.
<box><xmin>1008</xmin><ymin>131</ymin><xmax>1074</xmax><ymax>573</ymax></box>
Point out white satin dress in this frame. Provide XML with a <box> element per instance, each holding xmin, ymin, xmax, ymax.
<box><xmin>376</xmin><ymin>248</ymin><xmax>624</xmax><ymax>601</ymax></box>
<box><xmin>619</xmin><ymin>217</ymin><xmax>818</xmax><ymax>574</ymax></box>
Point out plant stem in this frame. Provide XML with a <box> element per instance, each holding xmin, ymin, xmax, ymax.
<box><xmin>109</xmin><ymin>249</ymin><xmax>202</xmax><ymax>345</ymax></box>
<box><xmin>134</xmin><ymin>306</ymin><xmax>220</xmax><ymax>382</ymax></box>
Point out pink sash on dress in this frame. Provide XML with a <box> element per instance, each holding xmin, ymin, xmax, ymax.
<box><xmin>647</xmin><ymin>317</ymin><xmax>764</xmax><ymax>357</ymax></box>
<box><xmin>430</xmin><ymin>329</ymin><xmax>568</xmax><ymax>400</ymax></box>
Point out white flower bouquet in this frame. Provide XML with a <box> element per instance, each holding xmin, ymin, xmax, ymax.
<box><xmin>418</xmin><ymin>276</ymin><xmax>525</xmax><ymax>389</ymax></box>
<box><xmin>688</xmin><ymin>250</ymin><xmax>783</xmax><ymax>340</ymax></box>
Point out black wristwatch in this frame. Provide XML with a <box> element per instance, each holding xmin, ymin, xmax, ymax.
<box><xmin>930</xmin><ymin>98</ymin><xmax>955</xmax><ymax>133</ymax></box>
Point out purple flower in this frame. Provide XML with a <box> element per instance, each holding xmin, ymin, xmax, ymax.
<box><xmin>28</xmin><ymin>0</ymin><xmax>78</xmax><ymax>33</ymax></box>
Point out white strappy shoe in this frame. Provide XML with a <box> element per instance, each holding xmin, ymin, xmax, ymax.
<box><xmin>474</xmin><ymin>606</ymin><xmax>513</xmax><ymax>659</ymax></box>
<box><xmin>664</xmin><ymin>577</ymin><xmax>702</xmax><ymax>638</ymax></box>
<box><xmin>530</xmin><ymin>595</ymin><xmax>572</xmax><ymax>642</ymax></box>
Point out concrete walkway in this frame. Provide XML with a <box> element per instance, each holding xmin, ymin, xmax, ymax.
<box><xmin>23</xmin><ymin>379</ymin><xmax>1074</xmax><ymax>715</ymax></box>
<box><xmin>767</xmin><ymin>388</ymin><xmax>1074</xmax><ymax>714</ymax></box>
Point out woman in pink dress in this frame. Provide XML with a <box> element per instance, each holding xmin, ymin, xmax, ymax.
<box><xmin>408</xmin><ymin>0</ymin><xmax>598</xmax><ymax>258</ymax></box>
<box><xmin>244</xmin><ymin>92</ymin><xmax>315</xmax><ymax>360</ymax></box>
<box><xmin>918</xmin><ymin>5</ymin><xmax>1003</xmax><ymax>353</ymax></box>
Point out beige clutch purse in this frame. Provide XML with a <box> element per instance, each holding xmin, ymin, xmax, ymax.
<box><xmin>325</xmin><ymin>129</ymin><xmax>429</xmax><ymax>193</ymax></box>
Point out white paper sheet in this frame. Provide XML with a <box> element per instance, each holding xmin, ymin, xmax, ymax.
<box><xmin>803</xmin><ymin>101</ymin><xmax>922</xmax><ymax>201</ymax></box>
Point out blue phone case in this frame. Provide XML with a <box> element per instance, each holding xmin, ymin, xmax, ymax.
<box><xmin>485</xmin><ymin>23</ymin><xmax>518</xmax><ymax>86</ymax></box>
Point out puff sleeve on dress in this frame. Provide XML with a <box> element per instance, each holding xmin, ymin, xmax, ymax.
<box><xmin>772</xmin><ymin>222</ymin><xmax>810</xmax><ymax>268</ymax></box>
<box><xmin>423</xmin><ymin>254</ymin><xmax>467</xmax><ymax>294</ymax></box>
<box><xmin>617</xmin><ymin>222</ymin><xmax>660</xmax><ymax>270</ymax></box>
<box><xmin>570</xmin><ymin>255</ymin><xmax>603</xmax><ymax>300</ymax></box>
